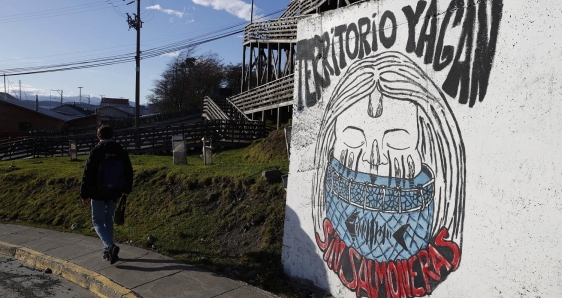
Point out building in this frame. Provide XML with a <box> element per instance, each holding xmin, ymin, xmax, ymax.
<box><xmin>100</xmin><ymin>97</ymin><xmax>130</xmax><ymax>107</ymax></box>
<box><xmin>51</xmin><ymin>102</ymin><xmax>96</xmax><ymax>117</ymax></box>
<box><xmin>0</xmin><ymin>93</ymin><xmax>100</xmax><ymax>138</ymax></box>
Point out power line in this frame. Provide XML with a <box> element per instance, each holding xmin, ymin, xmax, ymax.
<box><xmin>0</xmin><ymin>2</ymin><xmax>107</xmax><ymax>19</ymax></box>
<box><xmin>0</xmin><ymin>8</ymin><xmax>285</xmax><ymax>76</ymax></box>
<box><xmin>0</xmin><ymin>2</ymin><xmax>128</xmax><ymax>24</ymax></box>
<box><xmin>0</xmin><ymin>8</ymin><xmax>282</xmax><ymax>68</ymax></box>
<box><xmin>107</xmin><ymin>0</ymin><xmax>127</xmax><ymax>18</ymax></box>
<box><xmin>0</xmin><ymin>21</ymin><xmax>237</xmax><ymax>66</ymax></box>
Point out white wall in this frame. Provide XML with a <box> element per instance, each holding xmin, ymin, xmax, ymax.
<box><xmin>283</xmin><ymin>0</ymin><xmax>562</xmax><ymax>297</ymax></box>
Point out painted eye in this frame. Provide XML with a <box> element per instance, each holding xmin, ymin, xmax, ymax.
<box><xmin>384</xmin><ymin>129</ymin><xmax>413</xmax><ymax>150</ymax></box>
<box><xmin>340</xmin><ymin>127</ymin><xmax>366</xmax><ymax>149</ymax></box>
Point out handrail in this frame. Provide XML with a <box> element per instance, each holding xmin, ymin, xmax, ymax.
<box><xmin>230</xmin><ymin>74</ymin><xmax>294</xmax><ymax>114</ymax></box>
<box><xmin>203</xmin><ymin>96</ymin><xmax>230</xmax><ymax>120</ymax></box>
<box><xmin>243</xmin><ymin>16</ymin><xmax>305</xmax><ymax>44</ymax></box>
<box><xmin>204</xmin><ymin>96</ymin><xmax>256</xmax><ymax>122</ymax></box>
<box><xmin>225</xmin><ymin>98</ymin><xmax>254</xmax><ymax>122</ymax></box>
<box><xmin>279</xmin><ymin>0</ymin><xmax>366</xmax><ymax>18</ymax></box>
<box><xmin>280</xmin><ymin>0</ymin><xmax>327</xmax><ymax>17</ymax></box>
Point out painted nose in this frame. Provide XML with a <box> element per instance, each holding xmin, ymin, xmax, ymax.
<box><xmin>362</xmin><ymin>139</ymin><xmax>386</xmax><ymax>171</ymax></box>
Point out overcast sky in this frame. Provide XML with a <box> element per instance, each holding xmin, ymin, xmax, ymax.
<box><xmin>0</xmin><ymin>0</ymin><xmax>289</xmax><ymax>104</ymax></box>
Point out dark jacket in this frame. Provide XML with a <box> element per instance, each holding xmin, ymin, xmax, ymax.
<box><xmin>80</xmin><ymin>139</ymin><xmax>133</xmax><ymax>201</ymax></box>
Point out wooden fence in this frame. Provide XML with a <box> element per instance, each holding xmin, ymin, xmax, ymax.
<box><xmin>0</xmin><ymin>119</ymin><xmax>266</xmax><ymax>161</ymax></box>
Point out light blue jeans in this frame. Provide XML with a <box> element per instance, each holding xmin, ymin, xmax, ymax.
<box><xmin>91</xmin><ymin>199</ymin><xmax>116</xmax><ymax>252</ymax></box>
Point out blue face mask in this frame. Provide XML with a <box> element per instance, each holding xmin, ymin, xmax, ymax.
<box><xmin>324</xmin><ymin>157</ymin><xmax>435</xmax><ymax>261</ymax></box>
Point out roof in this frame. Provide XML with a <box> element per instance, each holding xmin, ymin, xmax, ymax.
<box><xmin>51</xmin><ymin>103</ymin><xmax>95</xmax><ymax>117</ymax></box>
<box><xmin>98</xmin><ymin>105</ymin><xmax>133</xmax><ymax>116</ymax></box>
<box><xmin>0</xmin><ymin>92</ymin><xmax>79</xmax><ymax>121</ymax></box>
<box><xmin>101</xmin><ymin>97</ymin><xmax>130</xmax><ymax>105</ymax></box>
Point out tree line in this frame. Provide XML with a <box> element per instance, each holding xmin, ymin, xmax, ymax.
<box><xmin>147</xmin><ymin>49</ymin><xmax>243</xmax><ymax>114</ymax></box>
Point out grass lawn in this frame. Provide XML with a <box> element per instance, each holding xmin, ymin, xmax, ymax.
<box><xmin>0</xmin><ymin>129</ymin><xmax>313</xmax><ymax>296</ymax></box>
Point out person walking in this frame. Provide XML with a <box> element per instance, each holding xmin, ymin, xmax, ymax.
<box><xmin>80</xmin><ymin>125</ymin><xmax>133</xmax><ymax>264</ymax></box>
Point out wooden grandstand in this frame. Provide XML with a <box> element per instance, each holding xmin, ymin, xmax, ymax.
<box><xmin>205</xmin><ymin>0</ymin><xmax>369</xmax><ymax>127</ymax></box>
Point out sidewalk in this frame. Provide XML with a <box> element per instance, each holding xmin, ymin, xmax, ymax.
<box><xmin>0</xmin><ymin>223</ymin><xmax>277</xmax><ymax>298</ymax></box>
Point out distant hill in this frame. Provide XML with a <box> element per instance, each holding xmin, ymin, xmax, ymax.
<box><xmin>5</xmin><ymin>94</ymin><xmax>150</xmax><ymax>110</ymax></box>
<box><xmin>11</xmin><ymin>94</ymin><xmax>101</xmax><ymax>109</ymax></box>
<box><xmin>7</xmin><ymin>95</ymin><xmax>102</xmax><ymax>110</ymax></box>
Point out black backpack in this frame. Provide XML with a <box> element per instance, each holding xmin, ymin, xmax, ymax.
<box><xmin>97</xmin><ymin>152</ymin><xmax>126</xmax><ymax>197</ymax></box>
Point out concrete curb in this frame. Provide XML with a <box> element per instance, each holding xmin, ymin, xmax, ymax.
<box><xmin>0</xmin><ymin>241</ymin><xmax>137</xmax><ymax>298</ymax></box>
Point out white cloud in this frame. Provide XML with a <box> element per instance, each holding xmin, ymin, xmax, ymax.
<box><xmin>1</xmin><ymin>82</ymin><xmax>46</xmax><ymax>97</ymax></box>
<box><xmin>191</xmin><ymin>0</ymin><xmax>258</xmax><ymax>21</ymax></box>
<box><xmin>161</xmin><ymin>51</ymin><xmax>181</xmax><ymax>58</ymax></box>
<box><xmin>146</xmin><ymin>4</ymin><xmax>184</xmax><ymax>18</ymax></box>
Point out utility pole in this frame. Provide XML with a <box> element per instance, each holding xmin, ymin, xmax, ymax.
<box><xmin>52</xmin><ymin>89</ymin><xmax>63</xmax><ymax>106</ymax></box>
<box><xmin>251</xmin><ymin>0</ymin><xmax>254</xmax><ymax>24</ymax></box>
<box><xmin>19</xmin><ymin>80</ymin><xmax>21</xmax><ymax>101</ymax></box>
<box><xmin>3</xmin><ymin>74</ymin><xmax>6</xmax><ymax>100</ymax></box>
<box><xmin>78</xmin><ymin>87</ymin><xmax>83</xmax><ymax>104</ymax></box>
<box><xmin>126</xmin><ymin>0</ymin><xmax>142</xmax><ymax>149</ymax></box>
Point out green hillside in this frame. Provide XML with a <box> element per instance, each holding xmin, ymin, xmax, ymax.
<box><xmin>0</xmin><ymin>129</ymin><xmax>312</xmax><ymax>296</ymax></box>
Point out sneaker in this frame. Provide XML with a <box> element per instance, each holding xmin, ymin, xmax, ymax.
<box><xmin>102</xmin><ymin>251</ymin><xmax>110</xmax><ymax>260</ymax></box>
<box><xmin>109</xmin><ymin>244</ymin><xmax>120</xmax><ymax>265</ymax></box>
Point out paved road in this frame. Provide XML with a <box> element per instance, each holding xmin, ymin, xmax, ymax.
<box><xmin>0</xmin><ymin>255</ymin><xmax>96</xmax><ymax>298</ymax></box>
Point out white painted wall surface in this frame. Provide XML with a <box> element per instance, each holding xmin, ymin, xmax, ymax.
<box><xmin>283</xmin><ymin>0</ymin><xmax>562</xmax><ymax>297</ymax></box>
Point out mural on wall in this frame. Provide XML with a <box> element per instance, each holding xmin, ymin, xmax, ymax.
<box><xmin>311</xmin><ymin>51</ymin><xmax>464</xmax><ymax>298</ymax></box>
<box><xmin>296</xmin><ymin>0</ymin><xmax>503</xmax><ymax>297</ymax></box>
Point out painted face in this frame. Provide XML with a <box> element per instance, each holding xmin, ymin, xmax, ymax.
<box><xmin>326</xmin><ymin>89</ymin><xmax>434</xmax><ymax>261</ymax></box>
<box><xmin>333</xmin><ymin>89</ymin><xmax>422</xmax><ymax>178</ymax></box>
